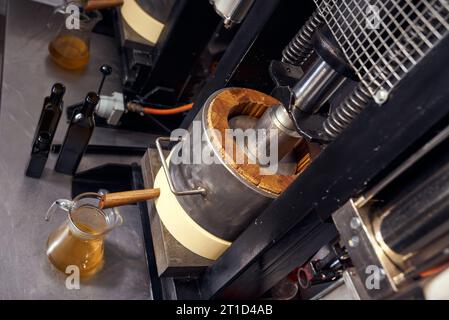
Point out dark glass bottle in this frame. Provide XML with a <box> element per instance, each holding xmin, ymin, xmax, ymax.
<box><xmin>25</xmin><ymin>83</ymin><xmax>65</xmax><ymax>178</ymax></box>
<box><xmin>54</xmin><ymin>92</ymin><xmax>100</xmax><ymax>175</ymax></box>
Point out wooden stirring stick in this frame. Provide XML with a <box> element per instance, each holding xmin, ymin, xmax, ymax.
<box><xmin>85</xmin><ymin>0</ymin><xmax>124</xmax><ymax>11</ymax></box>
<box><xmin>100</xmin><ymin>188</ymin><xmax>160</xmax><ymax>209</ymax></box>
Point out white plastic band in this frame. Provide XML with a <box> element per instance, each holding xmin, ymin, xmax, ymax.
<box><xmin>121</xmin><ymin>0</ymin><xmax>165</xmax><ymax>44</ymax></box>
<box><xmin>154</xmin><ymin>161</ymin><xmax>232</xmax><ymax>260</ymax></box>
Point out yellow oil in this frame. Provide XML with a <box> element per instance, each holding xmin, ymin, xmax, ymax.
<box><xmin>48</xmin><ymin>35</ymin><xmax>90</xmax><ymax>70</ymax></box>
<box><xmin>46</xmin><ymin>205</ymin><xmax>106</xmax><ymax>279</ymax></box>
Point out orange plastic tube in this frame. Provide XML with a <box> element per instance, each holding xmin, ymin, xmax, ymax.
<box><xmin>143</xmin><ymin>103</ymin><xmax>194</xmax><ymax>115</ymax></box>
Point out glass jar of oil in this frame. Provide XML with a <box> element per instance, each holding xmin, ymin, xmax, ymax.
<box><xmin>45</xmin><ymin>193</ymin><xmax>123</xmax><ymax>279</ymax></box>
<box><xmin>48</xmin><ymin>5</ymin><xmax>102</xmax><ymax>70</ymax></box>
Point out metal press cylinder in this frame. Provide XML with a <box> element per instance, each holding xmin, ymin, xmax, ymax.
<box><xmin>210</xmin><ymin>0</ymin><xmax>255</xmax><ymax>26</ymax></box>
<box><xmin>248</xmin><ymin>104</ymin><xmax>301</xmax><ymax>164</ymax></box>
<box><xmin>375</xmin><ymin>162</ymin><xmax>449</xmax><ymax>260</ymax></box>
<box><xmin>289</xmin><ymin>26</ymin><xmax>358</xmax><ymax>126</ymax></box>
<box><xmin>169</xmin><ymin>89</ymin><xmax>278</xmax><ymax>241</ymax></box>
<box><xmin>292</xmin><ymin>57</ymin><xmax>347</xmax><ymax>114</ymax></box>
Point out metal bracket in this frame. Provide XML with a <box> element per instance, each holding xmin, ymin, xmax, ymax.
<box><xmin>332</xmin><ymin>200</ymin><xmax>402</xmax><ymax>299</ymax></box>
<box><xmin>269</xmin><ymin>60</ymin><xmax>332</xmax><ymax>144</ymax></box>
<box><xmin>271</xmin><ymin>85</ymin><xmax>331</xmax><ymax>143</ymax></box>
<box><xmin>155</xmin><ymin>136</ymin><xmax>207</xmax><ymax>196</ymax></box>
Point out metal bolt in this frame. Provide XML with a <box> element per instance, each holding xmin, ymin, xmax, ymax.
<box><xmin>374</xmin><ymin>88</ymin><xmax>389</xmax><ymax>105</ymax></box>
<box><xmin>224</xmin><ymin>17</ymin><xmax>232</xmax><ymax>28</ymax></box>
<box><xmin>74</xmin><ymin>113</ymin><xmax>83</xmax><ymax>122</ymax></box>
<box><xmin>348</xmin><ymin>236</ymin><xmax>360</xmax><ymax>247</ymax></box>
<box><xmin>350</xmin><ymin>217</ymin><xmax>362</xmax><ymax>230</ymax></box>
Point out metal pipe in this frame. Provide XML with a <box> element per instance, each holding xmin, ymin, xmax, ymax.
<box><xmin>292</xmin><ymin>57</ymin><xmax>347</xmax><ymax>114</ymax></box>
<box><xmin>210</xmin><ymin>0</ymin><xmax>255</xmax><ymax>28</ymax></box>
<box><xmin>251</xmin><ymin>56</ymin><xmax>347</xmax><ymax>155</ymax></box>
<box><xmin>247</xmin><ymin>104</ymin><xmax>300</xmax><ymax>164</ymax></box>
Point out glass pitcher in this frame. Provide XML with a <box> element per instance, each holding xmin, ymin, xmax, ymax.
<box><xmin>45</xmin><ymin>192</ymin><xmax>123</xmax><ymax>279</ymax></box>
<box><xmin>48</xmin><ymin>1</ymin><xmax>102</xmax><ymax>70</ymax></box>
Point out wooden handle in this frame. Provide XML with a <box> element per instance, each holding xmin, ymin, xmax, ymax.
<box><xmin>85</xmin><ymin>0</ymin><xmax>124</xmax><ymax>11</ymax></box>
<box><xmin>100</xmin><ymin>189</ymin><xmax>160</xmax><ymax>209</ymax></box>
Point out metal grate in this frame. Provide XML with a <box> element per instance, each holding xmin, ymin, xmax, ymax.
<box><xmin>314</xmin><ymin>0</ymin><xmax>449</xmax><ymax>103</ymax></box>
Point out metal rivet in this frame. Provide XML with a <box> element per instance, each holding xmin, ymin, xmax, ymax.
<box><xmin>350</xmin><ymin>217</ymin><xmax>362</xmax><ymax>230</ymax></box>
<box><xmin>348</xmin><ymin>236</ymin><xmax>360</xmax><ymax>247</ymax></box>
<box><xmin>374</xmin><ymin>89</ymin><xmax>389</xmax><ymax>105</ymax></box>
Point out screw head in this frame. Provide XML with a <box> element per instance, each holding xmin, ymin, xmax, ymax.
<box><xmin>223</xmin><ymin>17</ymin><xmax>232</xmax><ymax>28</ymax></box>
<box><xmin>350</xmin><ymin>217</ymin><xmax>362</xmax><ymax>230</ymax></box>
<box><xmin>74</xmin><ymin>113</ymin><xmax>83</xmax><ymax>122</ymax></box>
<box><xmin>374</xmin><ymin>88</ymin><xmax>389</xmax><ymax>105</ymax></box>
<box><xmin>348</xmin><ymin>236</ymin><xmax>360</xmax><ymax>247</ymax></box>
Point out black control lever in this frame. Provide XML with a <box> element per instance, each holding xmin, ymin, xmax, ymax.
<box><xmin>97</xmin><ymin>64</ymin><xmax>112</xmax><ymax>95</ymax></box>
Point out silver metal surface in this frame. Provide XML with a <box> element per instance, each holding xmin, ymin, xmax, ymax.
<box><xmin>249</xmin><ymin>104</ymin><xmax>300</xmax><ymax>164</ymax></box>
<box><xmin>312</xmin><ymin>278</ymin><xmax>346</xmax><ymax>300</ymax></box>
<box><xmin>313</xmin><ymin>270</ymin><xmax>364</xmax><ymax>300</ymax></box>
<box><xmin>341</xmin><ymin>270</ymin><xmax>363</xmax><ymax>300</ymax></box>
<box><xmin>372</xmin><ymin>158</ymin><xmax>449</xmax><ymax>267</ymax></box>
<box><xmin>314</xmin><ymin>0</ymin><xmax>449</xmax><ymax>101</ymax></box>
<box><xmin>168</xmin><ymin>90</ymin><xmax>276</xmax><ymax>241</ymax></box>
<box><xmin>333</xmin><ymin>124</ymin><xmax>449</xmax><ymax>298</ymax></box>
<box><xmin>332</xmin><ymin>200</ymin><xmax>402</xmax><ymax>299</ymax></box>
<box><xmin>210</xmin><ymin>0</ymin><xmax>255</xmax><ymax>27</ymax></box>
<box><xmin>292</xmin><ymin>57</ymin><xmax>347</xmax><ymax>114</ymax></box>
<box><xmin>0</xmin><ymin>0</ymin><xmax>154</xmax><ymax>299</ymax></box>
<box><xmin>155</xmin><ymin>136</ymin><xmax>207</xmax><ymax>196</ymax></box>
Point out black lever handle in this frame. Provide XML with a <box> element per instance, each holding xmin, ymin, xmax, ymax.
<box><xmin>97</xmin><ymin>64</ymin><xmax>113</xmax><ymax>95</ymax></box>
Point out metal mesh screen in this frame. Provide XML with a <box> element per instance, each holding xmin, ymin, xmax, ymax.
<box><xmin>314</xmin><ymin>0</ymin><xmax>449</xmax><ymax>102</ymax></box>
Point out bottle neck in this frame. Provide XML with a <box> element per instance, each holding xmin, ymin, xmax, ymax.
<box><xmin>81</xmin><ymin>103</ymin><xmax>96</xmax><ymax>117</ymax></box>
<box><xmin>80</xmin><ymin>92</ymin><xmax>100</xmax><ymax>117</ymax></box>
<box><xmin>49</xmin><ymin>83</ymin><xmax>66</xmax><ymax>106</ymax></box>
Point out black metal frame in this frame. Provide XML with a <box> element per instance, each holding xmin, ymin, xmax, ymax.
<box><xmin>137</xmin><ymin>0</ymin><xmax>220</xmax><ymax>105</ymax></box>
<box><xmin>180</xmin><ymin>0</ymin><xmax>314</xmax><ymax>129</ymax></box>
<box><xmin>198</xmin><ymin>31</ymin><xmax>449</xmax><ymax>299</ymax></box>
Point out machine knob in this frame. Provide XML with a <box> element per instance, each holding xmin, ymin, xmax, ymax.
<box><xmin>100</xmin><ymin>64</ymin><xmax>113</xmax><ymax>76</ymax></box>
<box><xmin>97</xmin><ymin>64</ymin><xmax>113</xmax><ymax>95</ymax></box>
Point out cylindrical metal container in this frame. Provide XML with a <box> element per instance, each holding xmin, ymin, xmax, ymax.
<box><xmin>154</xmin><ymin>88</ymin><xmax>311</xmax><ymax>259</ymax></box>
<box><xmin>169</xmin><ymin>89</ymin><xmax>278</xmax><ymax>241</ymax></box>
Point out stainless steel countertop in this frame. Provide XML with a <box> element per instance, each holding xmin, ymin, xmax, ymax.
<box><xmin>0</xmin><ymin>0</ymin><xmax>153</xmax><ymax>299</ymax></box>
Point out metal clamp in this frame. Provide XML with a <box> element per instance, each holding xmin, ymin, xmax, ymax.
<box><xmin>155</xmin><ymin>136</ymin><xmax>207</xmax><ymax>196</ymax></box>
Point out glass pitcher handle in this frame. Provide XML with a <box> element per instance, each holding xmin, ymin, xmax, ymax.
<box><xmin>46</xmin><ymin>1</ymin><xmax>85</xmax><ymax>29</ymax></box>
<box><xmin>46</xmin><ymin>4</ymin><xmax>66</xmax><ymax>29</ymax></box>
<box><xmin>45</xmin><ymin>199</ymin><xmax>74</xmax><ymax>221</ymax></box>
